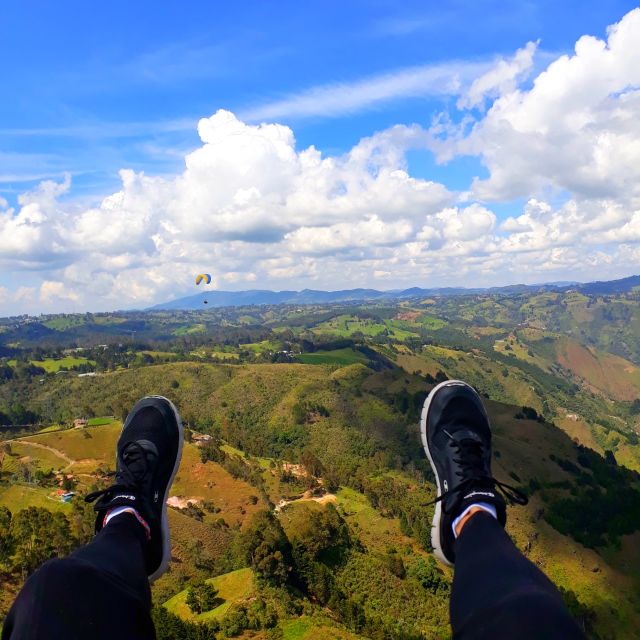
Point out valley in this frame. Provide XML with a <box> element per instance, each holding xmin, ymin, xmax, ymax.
<box><xmin>2</xmin><ymin>286</ymin><xmax>640</xmax><ymax>638</ymax></box>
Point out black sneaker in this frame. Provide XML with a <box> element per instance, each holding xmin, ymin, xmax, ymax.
<box><xmin>86</xmin><ymin>396</ymin><xmax>183</xmax><ymax>581</ymax></box>
<box><xmin>420</xmin><ymin>380</ymin><xmax>527</xmax><ymax>566</ymax></box>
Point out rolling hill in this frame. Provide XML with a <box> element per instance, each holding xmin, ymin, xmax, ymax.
<box><xmin>1</xmin><ymin>361</ymin><xmax>639</xmax><ymax>638</ymax></box>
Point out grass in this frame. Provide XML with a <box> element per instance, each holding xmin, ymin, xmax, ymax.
<box><xmin>170</xmin><ymin>443</ymin><xmax>263</xmax><ymax>528</ymax></box>
<box><xmin>2</xmin><ymin>359</ymin><xmax>639</xmax><ymax>637</ymax></box>
<box><xmin>3</xmin><ymin>441</ymin><xmax>68</xmax><ymax>472</ymax></box>
<box><xmin>163</xmin><ymin>568</ymin><xmax>255</xmax><ymax>622</ymax></box>
<box><xmin>394</xmin><ymin>353</ymin><xmax>441</xmax><ymax>377</ymax></box>
<box><xmin>418</xmin><ymin>315</ymin><xmax>448</xmax><ymax>330</ymax></box>
<box><xmin>493</xmin><ymin>334</ymin><xmax>552</xmax><ymax>371</ymax></box>
<box><xmin>296</xmin><ymin>348</ymin><xmax>368</xmax><ymax>366</ymax></box>
<box><xmin>87</xmin><ymin>416</ymin><xmax>114</xmax><ymax>426</ymax></box>
<box><xmin>36</xmin><ymin>424</ymin><xmax>66</xmax><ymax>434</ymax></box>
<box><xmin>240</xmin><ymin>340</ymin><xmax>281</xmax><ymax>353</ymax></box>
<box><xmin>31</xmin><ymin>356</ymin><xmax>95</xmax><ymax>373</ymax></box>
<box><xmin>26</xmin><ymin>421</ymin><xmax>122</xmax><ymax>464</ymax></box>
<box><xmin>421</xmin><ymin>345</ymin><xmax>465</xmax><ymax>360</ymax></box>
<box><xmin>42</xmin><ymin>317</ymin><xmax>86</xmax><ymax>330</ymax></box>
<box><xmin>92</xmin><ymin>315</ymin><xmax>127</xmax><ymax>325</ymax></box>
<box><xmin>211</xmin><ymin>351</ymin><xmax>240</xmax><ymax>360</ymax></box>
<box><xmin>312</xmin><ymin>315</ymin><xmax>421</xmax><ymax>340</ymax></box>
<box><xmin>220</xmin><ymin>444</ymin><xmax>246</xmax><ymax>458</ymax></box>
<box><xmin>173</xmin><ymin>324</ymin><xmax>206</xmax><ymax>336</ymax></box>
<box><xmin>136</xmin><ymin>351</ymin><xmax>178</xmax><ymax>362</ymax></box>
<box><xmin>154</xmin><ymin>508</ymin><xmax>234</xmax><ymax>596</ymax></box>
<box><xmin>555</xmin><ymin>337</ymin><xmax>640</xmax><ymax>401</ymax></box>
<box><xmin>0</xmin><ymin>484</ymin><xmax>71</xmax><ymax>513</ymax></box>
<box><xmin>335</xmin><ymin>486</ymin><xmax>429</xmax><ymax>556</ymax></box>
<box><xmin>280</xmin><ymin>616</ymin><xmax>368</xmax><ymax>640</ymax></box>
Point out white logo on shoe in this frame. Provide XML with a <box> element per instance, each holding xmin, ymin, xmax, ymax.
<box><xmin>463</xmin><ymin>491</ymin><xmax>495</xmax><ymax>499</ymax></box>
<box><xmin>154</xmin><ymin>490</ymin><xmax>159</xmax><ymax>502</ymax></box>
<box><xmin>443</xmin><ymin>480</ymin><xmax>449</xmax><ymax>491</ymax></box>
<box><xmin>117</xmin><ymin>494</ymin><xmax>137</xmax><ymax>501</ymax></box>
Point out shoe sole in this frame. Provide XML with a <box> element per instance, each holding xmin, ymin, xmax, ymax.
<box><xmin>121</xmin><ymin>395</ymin><xmax>184</xmax><ymax>583</ymax></box>
<box><xmin>420</xmin><ymin>379</ymin><xmax>474</xmax><ymax>567</ymax></box>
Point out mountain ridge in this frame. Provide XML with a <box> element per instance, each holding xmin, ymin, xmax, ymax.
<box><xmin>149</xmin><ymin>274</ymin><xmax>640</xmax><ymax>310</ymax></box>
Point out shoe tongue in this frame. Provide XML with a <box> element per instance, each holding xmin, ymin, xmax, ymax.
<box><xmin>445</xmin><ymin>427</ymin><xmax>482</xmax><ymax>444</ymax></box>
<box><xmin>122</xmin><ymin>440</ymin><xmax>158</xmax><ymax>480</ymax></box>
<box><xmin>448</xmin><ymin>429</ymin><xmax>482</xmax><ymax>445</ymax></box>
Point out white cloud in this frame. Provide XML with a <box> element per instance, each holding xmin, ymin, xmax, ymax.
<box><xmin>3</xmin><ymin>9</ymin><xmax>640</xmax><ymax>314</ymax></box>
<box><xmin>40</xmin><ymin>281</ymin><xmax>79</xmax><ymax>303</ymax></box>
<box><xmin>439</xmin><ymin>8</ymin><xmax>640</xmax><ymax>201</ymax></box>
<box><xmin>242</xmin><ymin>60</ymin><xmax>489</xmax><ymax>121</ymax></box>
<box><xmin>223</xmin><ymin>271</ymin><xmax>258</xmax><ymax>283</ymax></box>
<box><xmin>285</xmin><ymin>216</ymin><xmax>413</xmax><ymax>255</ymax></box>
<box><xmin>0</xmin><ymin>110</ymin><xmax>451</xmax><ymax>312</ymax></box>
<box><xmin>457</xmin><ymin>41</ymin><xmax>538</xmax><ymax>110</ymax></box>
<box><xmin>14</xmin><ymin>287</ymin><xmax>36</xmax><ymax>304</ymax></box>
<box><xmin>0</xmin><ymin>118</ymin><xmax>195</xmax><ymax>139</ymax></box>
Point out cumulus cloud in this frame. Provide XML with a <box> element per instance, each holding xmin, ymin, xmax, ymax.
<box><xmin>440</xmin><ymin>8</ymin><xmax>640</xmax><ymax>201</ymax></box>
<box><xmin>223</xmin><ymin>271</ymin><xmax>257</xmax><ymax>283</ymax></box>
<box><xmin>0</xmin><ymin>110</ymin><xmax>452</xmax><ymax>312</ymax></box>
<box><xmin>3</xmin><ymin>9</ymin><xmax>640</xmax><ymax>314</ymax></box>
<box><xmin>40</xmin><ymin>281</ymin><xmax>79</xmax><ymax>303</ymax></box>
<box><xmin>457</xmin><ymin>41</ymin><xmax>538</xmax><ymax>110</ymax></box>
<box><xmin>285</xmin><ymin>217</ymin><xmax>413</xmax><ymax>255</ymax></box>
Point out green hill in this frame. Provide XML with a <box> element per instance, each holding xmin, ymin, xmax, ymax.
<box><xmin>1</xmin><ymin>360</ymin><xmax>639</xmax><ymax>637</ymax></box>
<box><xmin>164</xmin><ymin>568</ymin><xmax>256</xmax><ymax>622</ymax></box>
<box><xmin>4</xmin><ymin>289</ymin><xmax>640</xmax><ymax>638</ymax></box>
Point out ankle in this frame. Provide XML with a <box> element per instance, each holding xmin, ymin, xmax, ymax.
<box><xmin>104</xmin><ymin>506</ymin><xmax>151</xmax><ymax>540</ymax></box>
<box><xmin>453</xmin><ymin>502</ymin><xmax>497</xmax><ymax>537</ymax></box>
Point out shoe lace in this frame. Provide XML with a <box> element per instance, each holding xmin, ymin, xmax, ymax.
<box><xmin>428</xmin><ymin>436</ymin><xmax>528</xmax><ymax>513</ymax></box>
<box><xmin>85</xmin><ymin>441</ymin><xmax>154</xmax><ymax>505</ymax></box>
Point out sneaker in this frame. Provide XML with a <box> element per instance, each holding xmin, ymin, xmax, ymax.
<box><xmin>420</xmin><ymin>380</ymin><xmax>527</xmax><ymax>566</ymax></box>
<box><xmin>86</xmin><ymin>396</ymin><xmax>184</xmax><ymax>581</ymax></box>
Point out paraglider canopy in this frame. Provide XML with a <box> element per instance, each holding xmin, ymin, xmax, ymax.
<box><xmin>195</xmin><ymin>273</ymin><xmax>212</xmax><ymax>305</ymax></box>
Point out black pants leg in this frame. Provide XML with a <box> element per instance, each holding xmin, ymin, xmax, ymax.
<box><xmin>450</xmin><ymin>512</ymin><xmax>585</xmax><ymax>639</ymax></box>
<box><xmin>2</xmin><ymin>513</ymin><xmax>155</xmax><ymax>640</ymax></box>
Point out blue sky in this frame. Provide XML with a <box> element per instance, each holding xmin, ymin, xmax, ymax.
<box><xmin>2</xmin><ymin>0</ymin><xmax>634</xmax><ymax>198</ymax></box>
<box><xmin>1</xmin><ymin>1</ymin><xmax>640</xmax><ymax>312</ymax></box>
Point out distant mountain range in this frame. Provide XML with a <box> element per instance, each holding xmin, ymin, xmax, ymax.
<box><xmin>147</xmin><ymin>274</ymin><xmax>640</xmax><ymax>310</ymax></box>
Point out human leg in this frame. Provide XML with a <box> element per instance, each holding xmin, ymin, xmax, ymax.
<box><xmin>450</xmin><ymin>511</ymin><xmax>585</xmax><ymax>639</ymax></box>
<box><xmin>420</xmin><ymin>380</ymin><xmax>585</xmax><ymax>639</ymax></box>
<box><xmin>2</xmin><ymin>395</ymin><xmax>183</xmax><ymax>640</ymax></box>
<box><xmin>2</xmin><ymin>514</ymin><xmax>154</xmax><ymax>640</ymax></box>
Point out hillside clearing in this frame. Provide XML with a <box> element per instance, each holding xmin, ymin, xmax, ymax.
<box><xmin>163</xmin><ymin>568</ymin><xmax>255</xmax><ymax>622</ymax></box>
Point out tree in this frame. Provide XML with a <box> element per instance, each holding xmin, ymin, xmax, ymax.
<box><xmin>408</xmin><ymin>556</ymin><xmax>449</xmax><ymax>594</ymax></box>
<box><xmin>291</xmin><ymin>505</ymin><xmax>353</xmax><ymax>604</ymax></box>
<box><xmin>199</xmin><ymin>438</ymin><xmax>225</xmax><ymax>464</ymax></box>
<box><xmin>236</xmin><ymin>510</ymin><xmax>291</xmax><ymax>586</ymax></box>
<box><xmin>300</xmin><ymin>449</ymin><xmax>324</xmax><ymax>478</ymax></box>
<box><xmin>10</xmin><ymin>507</ymin><xmax>73</xmax><ymax>576</ymax></box>
<box><xmin>69</xmin><ymin>496</ymin><xmax>97</xmax><ymax>545</ymax></box>
<box><xmin>185</xmin><ymin>539</ymin><xmax>214</xmax><ymax>571</ymax></box>
<box><xmin>186</xmin><ymin>581</ymin><xmax>219</xmax><ymax>614</ymax></box>
<box><xmin>152</xmin><ymin>605</ymin><xmax>217</xmax><ymax>639</ymax></box>
<box><xmin>0</xmin><ymin>506</ymin><xmax>12</xmax><ymax>564</ymax></box>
